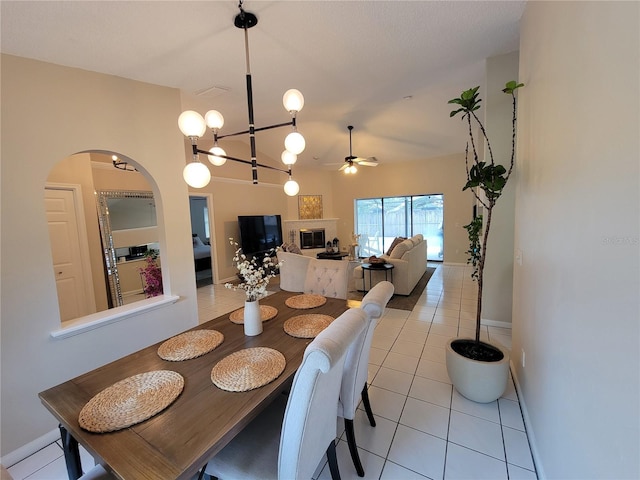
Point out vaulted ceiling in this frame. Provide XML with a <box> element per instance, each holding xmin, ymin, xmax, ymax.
<box><xmin>1</xmin><ymin>1</ymin><xmax>525</xmax><ymax>170</ymax></box>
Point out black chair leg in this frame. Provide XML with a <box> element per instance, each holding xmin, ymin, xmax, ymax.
<box><xmin>344</xmin><ymin>419</ymin><xmax>365</xmax><ymax>477</ymax></box>
<box><xmin>361</xmin><ymin>383</ymin><xmax>376</xmax><ymax>427</ymax></box>
<box><xmin>326</xmin><ymin>439</ymin><xmax>342</xmax><ymax>480</ymax></box>
<box><xmin>59</xmin><ymin>424</ymin><xmax>82</xmax><ymax>480</ymax></box>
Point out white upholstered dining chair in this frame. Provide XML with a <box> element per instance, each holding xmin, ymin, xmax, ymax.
<box><xmin>338</xmin><ymin>281</ymin><xmax>394</xmax><ymax>477</ymax></box>
<box><xmin>303</xmin><ymin>258</ymin><xmax>349</xmax><ymax>300</ymax></box>
<box><xmin>203</xmin><ymin>308</ymin><xmax>368</xmax><ymax>480</ymax></box>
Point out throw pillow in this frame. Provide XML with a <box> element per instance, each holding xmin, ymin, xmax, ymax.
<box><xmin>386</xmin><ymin>237</ymin><xmax>406</xmax><ymax>256</ymax></box>
<box><xmin>287</xmin><ymin>243</ymin><xmax>302</xmax><ymax>255</ymax></box>
<box><xmin>193</xmin><ymin>235</ymin><xmax>205</xmax><ymax>247</ymax></box>
<box><xmin>389</xmin><ymin>239</ymin><xmax>412</xmax><ymax>259</ymax></box>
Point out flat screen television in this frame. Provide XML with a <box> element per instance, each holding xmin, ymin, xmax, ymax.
<box><xmin>237</xmin><ymin>215</ymin><xmax>283</xmax><ymax>256</ymax></box>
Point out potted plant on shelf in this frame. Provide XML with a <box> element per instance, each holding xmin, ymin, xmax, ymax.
<box><xmin>445</xmin><ymin>80</ymin><xmax>524</xmax><ymax>403</ymax></box>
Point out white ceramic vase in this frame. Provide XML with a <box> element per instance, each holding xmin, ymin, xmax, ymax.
<box><xmin>445</xmin><ymin>338</ymin><xmax>510</xmax><ymax>403</ymax></box>
<box><xmin>243</xmin><ymin>300</ymin><xmax>263</xmax><ymax>336</ymax></box>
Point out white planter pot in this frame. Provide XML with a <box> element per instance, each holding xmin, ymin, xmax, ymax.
<box><xmin>445</xmin><ymin>338</ymin><xmax>510</xmax><ymax>403</ymax></box>
<box><xmin>243</xmin><ymin>300</ymin><xmax>263</xmax><ymax>336</ymax></box>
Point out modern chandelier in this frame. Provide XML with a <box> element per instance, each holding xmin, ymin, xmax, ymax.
<box><xmin>178</xmin><ymin>0</ymin><xmax>304</xmax><ymax>196</ymax></box>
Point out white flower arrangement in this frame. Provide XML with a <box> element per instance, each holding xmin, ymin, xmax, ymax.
<box><xmin>224</xmin><ymin>238</ymin><xmax>282</xmax><ymax>302</ymax></box>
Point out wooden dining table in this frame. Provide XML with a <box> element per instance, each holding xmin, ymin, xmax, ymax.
<box><xmin>38</xmin><ymin>291</ymin><xmax>350</xmax><ymax>480</ymax></box>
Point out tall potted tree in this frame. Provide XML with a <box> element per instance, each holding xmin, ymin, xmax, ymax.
<box><xmin>445</xmin><ymin>80</ymin><xmax>524</xmax><ymax>403</ymax></box>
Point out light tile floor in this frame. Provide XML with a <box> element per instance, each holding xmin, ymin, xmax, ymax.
<box><xmin>8</xmin><ymin>264</ymin><xmax>537</xmax><ymax>480</ymax></box>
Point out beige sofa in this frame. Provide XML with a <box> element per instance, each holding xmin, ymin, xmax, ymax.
<box><xmin>353</xmin><ymin>234</ymin><xmax>427</xmax><ymax>295</ymax></box>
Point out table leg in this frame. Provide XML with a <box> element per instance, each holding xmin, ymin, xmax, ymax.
<box><xmin>59</xmin><ymin>424</ymin><xmax>82</xmax><ymax>480</ymax></box>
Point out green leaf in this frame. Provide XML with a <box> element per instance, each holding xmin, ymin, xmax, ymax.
<box><xmin>448</xmin><ymin>86</ymin><xmax>482</xmax><ymax>116</ymax></box>
<box><xmin>502</xmin><ymin>80</ymin><xmax>525</xmax><ymax>94</ymax></box>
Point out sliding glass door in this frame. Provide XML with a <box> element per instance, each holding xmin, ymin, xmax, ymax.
<box><xmin>355</xmin><ymin>194</ymin><xmax>443</xmax><ymax>261</ymax></box>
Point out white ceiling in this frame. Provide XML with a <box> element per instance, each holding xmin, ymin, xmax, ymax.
<box><xmin>1</xmin><ymin>0</ymin><xmax>525</xmax><ymax>170</ymax></box>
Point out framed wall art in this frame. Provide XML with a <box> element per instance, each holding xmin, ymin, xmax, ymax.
<box><xmin>298</xmin><ymin>195</ymin><xmax>323</xmax><ymax>219</ymax></box>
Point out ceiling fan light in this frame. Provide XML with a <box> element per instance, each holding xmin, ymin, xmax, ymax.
<box><xmin>281</xmin><ymin>150</ymin><xmax>297</xmax><ymax>165</ymax></box>
<box><xmin>204</xmin><ymin>110</ymin><xmax>224</xmax><ymax>130</ymax></box>
<box><xmin>208</xmin><ymin>146</ymin><xmax>227</xmax><ymax>166</ymax></box>
<box><xmin>284</xmin><ymin>131</ymin><xmax>305</xmax><ymax>155</ymax></box>
<box><xmin>183</xmin><ymin>161</ymin><xmax>211</xmax><ymax>188</ymax></box>
<box><xmin>178</xmin><ymin>110</ymin><xmax>206</xmax><ymax>138</ymax></box>
<box><xmin>282</xmin><ymin>89</ymin><xmax>304</xmax><ymax>112</ymax></box>
<box><xmin>284</xmin><ymin>178</ymin><xmax>300</xmax><ymax>196</ymax></box>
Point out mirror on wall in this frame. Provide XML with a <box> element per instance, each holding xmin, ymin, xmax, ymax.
<box><xmin>97</xmin><ymin>190</ymin><xmax>160</xmax><ymax>308</ymax></box>
<box><xmin>45</xmin><ymin>152</ymin><xmax>163</xmax><ymax>323</ymax></box>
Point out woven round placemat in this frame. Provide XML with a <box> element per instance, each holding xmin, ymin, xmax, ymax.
<box><xmin>285</xmin><ymin>293</ymin><xmax>327</xmax><ymax>309</ymax></box>
<box><xmin>157</xmin><ymin>330</ymin><xmax>224</xmax><ymax>361</ymax></box>
<box><xmin>284</xmin><ymin>314</ymin><xmax>335</xmax><ymax>339</ymax></box>
<box><xmin>211</xmin><ymin>347</ymin><xmax>286</xmax><ymax>392</ymax></box>
<box><xmin>229</xmin><ymin>305</ymin><xmax>278</xmax><ymax>324</ymax></box>
<box><xmin>78</xmin><ymin>370</ymin><xmax>184</xmax><ymax>433</ymax></box>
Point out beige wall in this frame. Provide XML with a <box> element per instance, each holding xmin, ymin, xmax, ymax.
<box><xmin>329</xmin><ymin>154</ymin><xmax>474</xmax><ymax>264</ymax></box>
<box><xmin>480</xmin><ymin>51</ymin><xmax>519</xmax><ymax>325</ymax></box>
<box><xmin>206</xmin><ymin>179</ymin><xmax>289</xmax><ymax>281</ymax></box>
<box><xmin>1</xmin><ymin>55</ymin><xmax>199</xmax><ymax>455</ymax></box>
<box><xmin>514</xmin><ymin>2</ymin><xmax>639</xmax><ymax>478</ymax></box>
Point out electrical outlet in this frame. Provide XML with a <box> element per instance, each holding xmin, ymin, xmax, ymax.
<box><xmin>521</xmin><ymin>349</ymin><xmax>526</xmax><ymax>368</ymax></box>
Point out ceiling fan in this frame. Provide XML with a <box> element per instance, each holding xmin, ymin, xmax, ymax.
<box><xmin>339</xmin><ymin>125</ymin><xmax>378</xmax><ymax>174</ymax></box>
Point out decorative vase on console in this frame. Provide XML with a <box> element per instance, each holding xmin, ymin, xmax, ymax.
<box><xmin>224</xmin><ymin>238</ymin><xmax>282</xmax><ymax>337</ymax></box>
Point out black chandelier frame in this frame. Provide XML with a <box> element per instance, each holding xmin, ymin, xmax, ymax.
<box><xmin>187</xmin><ymin>1</ymin><xmax>299</xmax><ymax>184</ymax></box>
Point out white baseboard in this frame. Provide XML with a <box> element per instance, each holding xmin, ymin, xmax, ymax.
<box><xmin>510</xmin><ymin>363</ymin><xmax>545</xmax><ymax>479</ymax></box>
<box><xmin>443</xmin><ymin>261</ymin><xmax>467</xmax><ymax>266</ymax></box>
<box><xmin>1</xmin><ymin>428</ymin><xmax>60</xmax><ymax>468</ymax></box>
<box><xmin>481</xmin><ymin>318</ymin><xmax>512</xmax><ymax>329</ymax></box>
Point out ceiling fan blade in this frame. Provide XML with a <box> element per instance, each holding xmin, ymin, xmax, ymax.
<box><xmin>355</xmin><ymin>156</ymin><xmax>379</xmax><ymax>166</ymax></box>
<box><xmin>338</xmin><ymin>163</ymin><xmax>349</xmax><ymax>171</ymax></box>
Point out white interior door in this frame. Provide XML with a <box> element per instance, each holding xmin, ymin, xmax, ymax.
<box><xmin>45</xmin><ymin>186</ymin><xmax>95</xmax><ymax>321</ymax></box>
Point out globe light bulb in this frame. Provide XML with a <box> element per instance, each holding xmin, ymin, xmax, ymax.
<box><xmin>183</xmin><ymin>162</ymin><xmax>211</xmax><ymax>188</ymax></box>
<box><xmin>284</xmin><ymin>178</ymin><xmax>300</xmax><ymax>196</ymax></box>
<box><xmin>282</xmin><ymin>89</ymin><xmax>304</xmax><ymax>112</ymax></box>
<box><xmin>178</xmin><ymin>110</ymin><xmax>206</xmax><ymax>138</ymax></box>
<box><xmin>204</xmin><ymin>110</ymin><xmax>224</xmax><ymax>130</ymax></box>
<box><xmin>284</xmin><ymin>131</ymin><xmax>305</xmax><ymax>155</ymax></box>
<box><xmin>208</xmin><ymin>146</ymin><xmax>227</xmax><ymax>166</ymax></box>
<box><xmin>281</xmin><ymin>150</ymin><xmax>297</xmax><ymax>166</ymax></box>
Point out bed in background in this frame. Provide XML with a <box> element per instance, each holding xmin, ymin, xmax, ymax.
<box><xmin>193</xmin><ymin>234</ymin><xmax>212</xmax><ymax>271</ymax></box>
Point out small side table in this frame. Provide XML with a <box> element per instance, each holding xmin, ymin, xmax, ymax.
<box><xmin>361</xmin><ymin>263</ymin><xmax>394</xmax><ymax>294</ymax></box>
